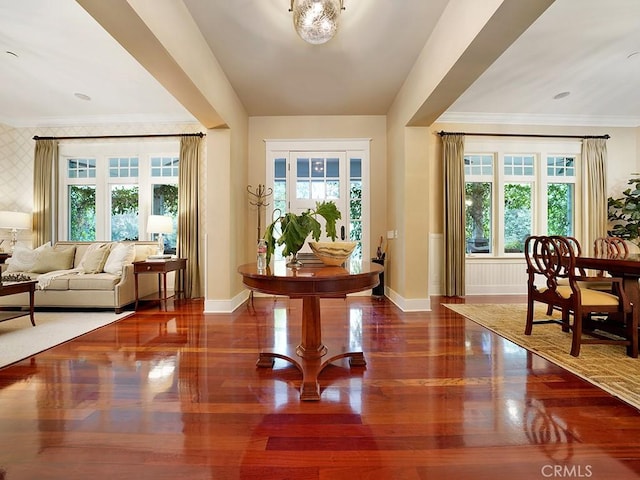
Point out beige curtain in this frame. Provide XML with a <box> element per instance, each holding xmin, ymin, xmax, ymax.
<box><xmin>177</xmin><ymin>135</ymin><xmax>203</xmax><ymax>298</ymax></box>
<box><xmin>32</xmin><ymin>139</ymin><xmax>58</xmax><ymax>247</ymax></box>
<box><xmin>582</xmin><ymin>138</ymin><xmax>608</xmax><ymax>251</ymax></box>
<box><xmin>442</xmin><ymin>134</ymin><xmax>466</xmax><ymax>296</ymax></box>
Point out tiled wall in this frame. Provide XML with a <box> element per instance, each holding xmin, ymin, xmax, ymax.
<box><xmin>0</xmin><ymin>121</ymin><xmax>205</xmax><ymax>247</ymax></box>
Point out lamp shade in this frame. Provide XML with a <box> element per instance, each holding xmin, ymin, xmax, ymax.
<box><xmin>147</xmin><ymin>215</ymin><xmax>173</xmax><ymax>234</ymax></box>
<box><xmin>0</xmin><ymin>211</ymin><xmax>31</xmax><ymax>230</ymax></box>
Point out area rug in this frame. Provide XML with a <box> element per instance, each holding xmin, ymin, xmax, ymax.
<box><xmin>0</xmin><ymin>310</ymin><xmax>132</xmax><ymax>368</ymax></box>
<box><xmin>444</xmin><ymin>303</ymin><xmax>640</xmax><ymax>411</ymax></box>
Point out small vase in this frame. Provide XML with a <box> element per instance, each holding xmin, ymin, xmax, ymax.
<box><xmin>286</xmin><ymin>252</ymin><xmax>303</xmax><ymax>269</ymax></box>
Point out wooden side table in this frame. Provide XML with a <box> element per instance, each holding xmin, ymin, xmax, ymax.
<box><xmin>133</xmin><ymin>258</ymin><xmax>187</xmax><ymax>310</ymax></box>
<box><xmin>0</xmin><ymin>280</ymin><xmax>37</xmax><ymax>326</ymax></box>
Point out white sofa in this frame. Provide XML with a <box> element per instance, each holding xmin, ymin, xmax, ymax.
<box><xmin>0</xmin><ymin>241</ymin><xmax>160</xmax><ymax>313</ymax></box>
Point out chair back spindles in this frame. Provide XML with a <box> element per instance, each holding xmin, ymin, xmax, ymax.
<box><xmin>524</xmin><ymin>235</ymin><xmax>638</xmax><ymax>358</ymax></box>
<box><xmin>594</xmin><ymin>236</ymin><xmax>628</xmax><ymax>257</ymax></box>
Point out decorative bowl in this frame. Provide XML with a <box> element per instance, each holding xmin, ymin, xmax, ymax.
<box><xmin>308</xmin><ymin>241</ymin><xmax>357</xmax><ymax>266</ymax></box>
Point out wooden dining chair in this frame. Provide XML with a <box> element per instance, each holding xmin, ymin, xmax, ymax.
<box><xmin>590</xmin><ymin>237</ymin><xmax>630</xmax><ymax>292</ymax></box>
<box><xmin>524</xmin><ymin>235</ymin><xmax>638</xmax><ymax>358</ymax></box>
<box><xmin>544</xmin><ymin>236</ymin><xmax>583</xmax><ymax>315</ymax></box>
<box><xmin>594</xmin><ymin>236</ymin><xmax>629</xmax><ymax>257</ymax></box>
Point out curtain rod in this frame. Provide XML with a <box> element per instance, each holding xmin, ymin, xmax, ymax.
<box><xmin>437</xmin><ymin>131</ymin><xmax>610</xmax><ymax>140</ymax></box>
<box><xmin>32</xmin><ymin>132</ymin><xmax>205</xmax><ymax>141</ymax></box>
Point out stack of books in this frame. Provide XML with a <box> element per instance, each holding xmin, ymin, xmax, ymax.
<box><xmin>146</xmin><ymin>254</ymin><xmax>175</xmax><ymax>261</ymax></box>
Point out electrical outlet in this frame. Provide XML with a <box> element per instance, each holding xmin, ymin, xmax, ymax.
<box><xmin>387</xmin><ymin>230</ymin><xmax>394</xmax><ymax>239</ymax></box>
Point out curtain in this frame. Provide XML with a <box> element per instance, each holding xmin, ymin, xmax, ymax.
<box><xmin>582</xmin><ymin>138</ymin><xmax>608</xmax><ymax>251</ymax></box>
<box><xmin>442</xmin><ymin>134</ymin><xmax>466</xmax><ymax>297</ymax></box>
<box><xmin>32</xmin><ymin>139</ymin><xmax>57</xmax><ymax>247</ymax></box>
<box><xmin>177</xmin><ymin>135</ymin><xmax>202</xmax><ymax>298</ymax></box>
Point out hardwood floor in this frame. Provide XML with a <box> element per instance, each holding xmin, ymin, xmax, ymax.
<box><xmin>1</xmin><ymin>295</ymin><xmax>640</xmax><ymax>479</ymax></box>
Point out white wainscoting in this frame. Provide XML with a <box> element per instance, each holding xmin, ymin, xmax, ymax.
<box><xmin>465</xmin><ymin>256</ymin><xmax>528</xmax><ymax>295</ymax></box>
<box><xmin>429</xmin><ymin>233</ymin><xmax>528</xmax><ymax>296</ymax></box>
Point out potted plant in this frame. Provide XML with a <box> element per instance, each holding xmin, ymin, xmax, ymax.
<box><xmin>263</xmin><ymin>200</ymin><xmax>341</xmax><ymax>267</ymax></box>
<box><xmin>608</xmin><ymin>177</ymin><xmax>640</xmax><ymax>247</ymax></box>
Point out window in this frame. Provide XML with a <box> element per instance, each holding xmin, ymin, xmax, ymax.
<box><xmin>464</xmin><ymin>139</ymin><xmax>580</xmax><ymax>256</ymax></box>
<box><xmin>59</xmin><ymin>141</ymin><xmax>179</xmax><ymax>252</ymax></box>
<box><xmin>349</xmin><ymin>157</ymin><xmax>363</xmax><ymax>260</ymax></box>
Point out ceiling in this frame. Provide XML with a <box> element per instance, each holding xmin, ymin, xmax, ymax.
<box><xmin>1</xmin><ymin>0</ymin><xmax>639</xmax><ymax>128</ymax></box>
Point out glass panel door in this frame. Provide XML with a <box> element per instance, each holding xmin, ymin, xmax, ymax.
<box><xmin>290</xmin><ymin>151</ymin><xmax>348</xmax><ymax>251</ymax></box>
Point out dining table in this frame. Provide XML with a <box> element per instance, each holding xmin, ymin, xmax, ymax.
<box><xmin>238</xmin><ymin>260</ymin><xmax>383</xmax><ymax>401</ymax></box>
<box><xmin>576</xmin><ymin>253</ymin><xmax>640</xmax><ymax>308</ymax></box>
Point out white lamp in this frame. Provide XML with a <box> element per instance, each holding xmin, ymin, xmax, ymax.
<box><xmin>290</xmin><ymin>0</ymin><xmax>344</xmax><ymax>45</ymax></box>
<box><xmin>0</xmin><ymin>211</ymin><xmax>31</xmax><ymax>251</ymax></box>
<box><xmin>147</xmin><ymin>215</ymin><xmax>173</xmax><ymax>255</ymax></box>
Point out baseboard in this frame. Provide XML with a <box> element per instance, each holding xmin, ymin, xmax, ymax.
<box><xmin>204</xmin><ymin>290</ymin><xmax>248</xmax><ymax>313</ymax></box>
<box><xmin>385</xmin><ymin>287</ymin><xmax>431</xmax><ymax>312</ymax></box>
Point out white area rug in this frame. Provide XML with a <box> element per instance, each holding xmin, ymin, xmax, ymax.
<box><xmin>0</xmin><ymin>310</ymin><xmax>132</xmax><ymax>368</ymax></box>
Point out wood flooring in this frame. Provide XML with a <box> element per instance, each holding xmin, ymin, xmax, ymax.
<box><xmin>1</xmin><ymin>294</ymin><xmax>640</xmax><ymax>479</ymax></box>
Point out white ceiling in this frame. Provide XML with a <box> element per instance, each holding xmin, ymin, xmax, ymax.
<box><xmin>1</xmin><ymin>0</ymin><xmax>639</xmax><ymax>128</ymax></box>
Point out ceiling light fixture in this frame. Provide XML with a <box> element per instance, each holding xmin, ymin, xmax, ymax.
<box><xmin>289</xmin><ymin>0</ymin><xmax>345</xmax><ymax>45</ymax></box>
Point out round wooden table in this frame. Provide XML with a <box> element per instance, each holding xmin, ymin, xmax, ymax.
<box><xmin>238</xmin><ymin>260</ymin><xmax>383</xmax><ymax>401</ymax></box>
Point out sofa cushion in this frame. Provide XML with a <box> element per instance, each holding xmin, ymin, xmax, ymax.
<box><xmin>68</xmin><ymin>273</ymin><xmax>120</xmax><ymax>290</ymax></box>
<box><xmin>103</xmin><ymin>242</ymin><xmax>136</xmax><ymax>275</ymax></box>
<box><xmin>41</xmin><ymin>275</ymin><xmax>71</xmax><ymax>290</ymax></box>
<box><xmin>29</xmin><ymin>245</ymin><xmax>76</xmax><ymax>274</ymax></box>
<box><xmin>78</xmin><ymin>242</ymin><xmax>112</xmax><ymax>274</ymax></box>
<box><xmin>5</xmin><ymin>242</ymin><xmax>51</xmax><ymax>273</ymax></box>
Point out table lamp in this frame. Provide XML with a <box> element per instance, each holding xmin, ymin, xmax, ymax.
<box><xmin>147</xmin><ymin>215</ymin><xmax>173</xmax><ymax>255</ymax></box>
<box><xmin>0</xmin><ymin>211</ymin><xmax>31</xmax><ymax>251</ymax></box>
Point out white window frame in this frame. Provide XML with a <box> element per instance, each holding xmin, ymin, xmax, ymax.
<box><xmin>58</xmin><ymin>140</ymin><xmax>179</xmax><ymax>242</ymax></box>
<box><xmin>465</xmin><ymin>138</ymin><xmax>582</xmax><ymax>258</ymax></box>
<box><xmin>265</xmin><ymin>138</ymin><xmax>371</xmax><ymax>260</ymax></box>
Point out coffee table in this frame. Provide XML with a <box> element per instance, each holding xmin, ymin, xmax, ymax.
<box><xmin>0</xmin><ymin>280</ymin><xmax>37</xmax><ymax>326</ymax></box>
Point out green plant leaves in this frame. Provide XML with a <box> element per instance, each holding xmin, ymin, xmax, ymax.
<box><xmin>608</xmin><ymin>178</ymin><xmax>640</xmax><ymax>246</ymax></box>
<box><xmin>263</xmin><ymin>201</ymin><xmax>342</xmax><ymax>264</ymax></box>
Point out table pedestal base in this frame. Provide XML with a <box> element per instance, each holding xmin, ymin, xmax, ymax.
<box><xmin>239</xmin><ymin>262</ymin><xmax>383</xmax><ymax>402</ymax></box>
<box><xmin>256</xmin><ymin>295</ymin><xmax>367</xmax><ymax>400</ymax></box>
<box><xmin>257</xmin><ymin>347</ymin><xmax>366</xmax><ymax>401</ymax></box>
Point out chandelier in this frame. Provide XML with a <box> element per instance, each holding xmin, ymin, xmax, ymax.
<box><xmin>290</xmin><ymin>0</ymin><xmax>345</xmax><ymax>45</ymax></box>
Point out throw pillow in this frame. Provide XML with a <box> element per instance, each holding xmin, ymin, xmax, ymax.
<box><xmin>103</xmin><ymin>242</ymin><xmax>136</xmax><ymax>275</ymax></box>
<box><xmin>29</xmin><ymin>245</ymin><xmax>76</xmax><ymax>274</ymax></box>
<box><xmin>78</xmin><ymin>243</ymin><xmax>112</xmax><ymax>274</ymax></box>
<box><xmin>5</xmin><ymin>242</ymin><xmax>52</xmax><ymax>273</ymax></box>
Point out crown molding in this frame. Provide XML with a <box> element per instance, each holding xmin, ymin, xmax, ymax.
<box><xmin>437</xmin><ymin>111</ymin><xmax>640</xmax><ymax>128</ymax></box>
<box><xmin>0</xmin><ymin>113</ymin><xmax>198</xmax><ymax>129</ymax></box>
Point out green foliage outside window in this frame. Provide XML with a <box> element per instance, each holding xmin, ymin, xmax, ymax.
<box><xmin>503</xmin><ymin>183</ymin><xmax>532</xmax><ymax>253</ymax></box>
<box><xmin>349</xmin><ymin>183</ymin><xmax>362</xmax><ymax>260</ymax></box>
<box><xmin>111</xmin><ymin>185</ymin><xmax>139</xmax><ymax>241</ymax></box>
<box><xmin>465</xmin><ymin>182</ymin><xmax>491</xmax><ymax>253</ymax></box>
<box><xmin>69</xmin><ymin>185</ymin><xmax>96</xmax><ymax>241</ymax></box>
<box><xmin>547</xmin><ymin>184</ymin><xmax>573</xmax><ymax>236</ymax></box>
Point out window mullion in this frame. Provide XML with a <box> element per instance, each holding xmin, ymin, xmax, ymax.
<box><xmin>537</xmin><ymin>152</ymin><xmax>548</xmax><ymax>235</ymax></box>
<box><xmin>95</xmin><ymin>155</ymin><xmax>108</xmax><ymax>240</ymax></box>
<box><xmin>496</xmin><ymin>151</ymin><xmax>506</xmax><ymax>255</ymax></box>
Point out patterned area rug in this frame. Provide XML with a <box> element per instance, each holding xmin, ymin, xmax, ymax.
<box><xmin>444</xmin><ymin>303</ymin><xmax>640</xmax><ymax>411</ymax></box>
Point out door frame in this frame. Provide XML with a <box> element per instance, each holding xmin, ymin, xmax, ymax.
<box><xmin>265</xmin><ymin>138</ymin><xmax>371</xmax><ymax>260</ymax></box>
